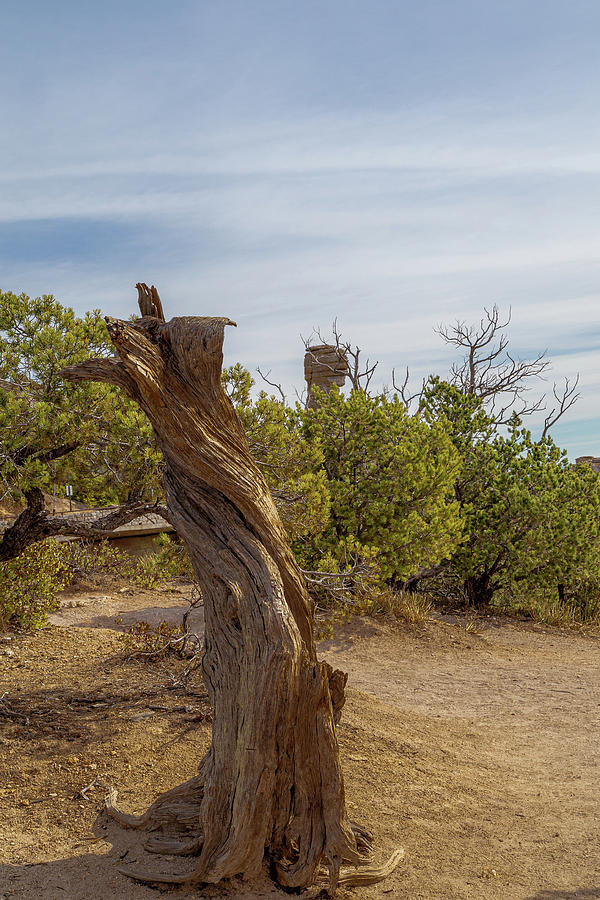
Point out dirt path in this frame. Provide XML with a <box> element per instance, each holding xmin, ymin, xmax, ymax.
<box><xmin>48</xmin><ymin>582</ymin><xmax>205</xmax><ymax>632</ymax></box>
<box><xmin>322</xmin><ymin>617</ymin><xmax>600</xmax><ymax>899</ymax></box>
<box><xmin>2</xmin><ymin>594</ymin><xmax>600</xmax><ymax>899</ymax></box>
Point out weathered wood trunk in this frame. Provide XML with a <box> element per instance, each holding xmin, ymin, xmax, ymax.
<box><xmin>63</xmin><ymin>285</ymin><xmax>400</xmax><ymax>895</ymax></box>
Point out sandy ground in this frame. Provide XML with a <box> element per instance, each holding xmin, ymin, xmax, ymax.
<box><xmin>47</xmin><ymin>581</ymin><xmax>205</xmax><ymax>632</ymax></box>
<box><xmin>1</xmin><ymin>586</ymin><xmax>600</xmax><ymax>899</ymax></box>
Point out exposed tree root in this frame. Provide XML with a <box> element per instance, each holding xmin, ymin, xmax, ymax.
<box><xmin>349</xmin><ymin>820</ymin><xmax>375</xmax><ymax>853</ymax></box>
<box><xmin>117</xmin><ymin>847</ymin><xmax>405</xmax><ymax>895</ymax></box>
<box><xmin>317</xmin><ymin>848</ymin><xmax>405</xmax><ymax>890</ymax></box>
<box><xmin>107</xmin><ymin>776</ymin><xmax>403</xmax><ymax>894</ymax></box>
<box><xmin>144</xmin><ymin>834</ymin><xmax>203</xmax><ymax>856</ymax></box>
<box><xmin>116</xmin><ymin>865</ymin><xmax>190</xmax><ymax>885</ymax></box>
<box><xmin>105</xmin><ymin>769</ymin><xmax>205</xmax><ymax>838</ymax></box>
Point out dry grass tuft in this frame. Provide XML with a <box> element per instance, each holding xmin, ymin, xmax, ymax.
<box><xmin>354</xmin><ymin>589</ymin><xmax>434</xmax><ymax>625</ymax></box>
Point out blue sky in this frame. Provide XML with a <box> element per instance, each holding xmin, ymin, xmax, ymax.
<box><xmin>2</xmin><ymin>1</ymin><xmax>600</xmax><ymax>456</ymax></box>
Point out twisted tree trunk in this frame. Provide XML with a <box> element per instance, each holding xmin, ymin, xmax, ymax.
<box><xmin>63</xmin><ymin>285</ymin><xmax>401</xmax><ymax>895</ymax></box>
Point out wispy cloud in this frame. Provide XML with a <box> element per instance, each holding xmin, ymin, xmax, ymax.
<box><xmin>2</xmin><ymin>2</ymin><xmax>600</xmax><ymax>457</ymax></box>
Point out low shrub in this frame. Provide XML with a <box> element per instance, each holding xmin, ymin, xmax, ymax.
<box><xmin>119</xmin><ymin>588</ymin><xmax>203</xmax><ymax>660</ymax></box>
<box><xmin>61</xmin><ymin>539</ymin><xmax>128</xmax><ymax>585</ymax></box>
<box><xmin>349</xmin><ymin>587</ymin><xmax>434</xmax><ymax>625</ymax></box>
<box><xmin>0</xmin><ymin>540</ymin><xmax>69</xmax><ymax>630</ymax></box>
<box><xmin>494</xmin><ymin>578</ymin><xmax>600</xmax><ymax>628</ymax></box>
<box><xmin>0</xmin><ymin>534</ymin><xmax>195</xmax><ymax>633</ymax></box>
<box><xmin>119</xmin><ymin>619</ymin><xmax>184</xmax><ymax>655</ymax></box>
<box><xmin>62</xmin><ymin>534</ymin><xmax>193</xmax><ymax>590</ymax></box>
<box><xmin>129</xmin><ymin>534</ymin><xmax>193</xmax><ymax>589</ymax></box>
<box><xmin>313</xmin><ymin>584</ymin><xmax>434</xmax><ymax>639</ymax></box>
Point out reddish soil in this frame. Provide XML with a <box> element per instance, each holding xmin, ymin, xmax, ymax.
<box><xmin>1</xmin><ymin>587</ymin><xmax>599</xmax><ymax>899</ymax></box>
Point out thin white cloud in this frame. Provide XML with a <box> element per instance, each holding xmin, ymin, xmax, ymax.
<box><xmin>2</xmin><ymin>59</ymin><xmax>600</xmax><ymax>460</ymax></box>
<box><xmin>3</xmin><ymin>105</ymin><xmax>600</xmax><ymax>182</ymax></box>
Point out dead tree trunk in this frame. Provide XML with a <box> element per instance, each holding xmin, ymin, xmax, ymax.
<box><xmin>63</xmin><ymin>285</ymin><xmax>401</xmax><ymax>895</ymax></box>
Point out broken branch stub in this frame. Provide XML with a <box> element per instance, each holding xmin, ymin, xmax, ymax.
<box><xmin>62</xmin><ymin>284</ymin><xmax>401</xmax><ymax>895</ymax></box>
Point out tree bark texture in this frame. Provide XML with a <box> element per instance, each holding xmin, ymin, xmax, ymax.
<box><xmin>63</xmin><ymin>285</ymin><xmax>401</xmax><ymax>895</ymax></box>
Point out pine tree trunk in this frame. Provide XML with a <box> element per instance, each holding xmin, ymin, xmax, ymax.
<box><xmin>63</xmin><ymin>285</ymin><xmax>401</xmax><ymax>895</ymax></box>
<box><xmin>464</xmin><ymin>572</ymin><xmax>494</xmax><ymax>607</ymax></box>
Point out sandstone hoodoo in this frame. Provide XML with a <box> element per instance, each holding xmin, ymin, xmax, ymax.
<box><xmin>304</xmin><ymin>343</ymin><xmax>348</xmax><ymax>409</ymax></box>
<box><xmin>62</xmin><ymin>284</ymin><xmax>401</xmax><ymax>896</ymax></box>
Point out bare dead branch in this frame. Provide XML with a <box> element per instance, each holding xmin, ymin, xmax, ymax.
<box><xmin>542</xmin><ymin>375</ymin><xmax>581</xmax><ymax>437</ymax></box>
<box><xmin>391</xmin><ymin>367</ymin><xmax>426</xmax><ymax>412</ymax></box>
<box><xmin>434</xmin><ymin>304</ymin><xmax>570</xmax><ymax>425</ymax></box>
<box><xmin>256</xmin><ymin>366</ymin><xmax>286</xmax><ymax>402</ymax></box>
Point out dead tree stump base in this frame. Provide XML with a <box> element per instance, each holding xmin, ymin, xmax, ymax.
<box><xmin>63</xmin><ymin>284</ymin><xmax>403</xmax><ymax>896</ymax></box>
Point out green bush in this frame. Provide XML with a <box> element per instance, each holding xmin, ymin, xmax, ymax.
<box><xmin>422</xmin><ymin>380</ymin><xmax>600</xmax><ymax>609</ymax></box>
<box><xmin>302</xmin><ymin>386</ymin><xmax>463</xmax><ymax>583</ymax></box>
<box><xmin>119</xmin><ymin>618</ymin><xmax>184</xmax><ymax>655</ymax></box>
<box><xmin>129</xmin><ymin>534</ymin><xmax>193</xmax><ymax>588</ymax></box>
<box><xmin>0</xmin><ymin>539</ymin><xmax>69</xmax><ymax>630</ymax></box>
<box><xmin>60</xmin><ymin>539</ymin><xmax>128</xmax><ymax>584</ymax></box>
<box><xmin>0</xmin><ymin>289</ymin><xmax>163</xmax><ymax>508</ymax></box>
<box><xmin>496</xmin><ymin>570</ymin><xmax>600</xmax><ymax>627</ymax></box>
<box><xmin>0</xmin><ymin>535</ymin><xmax>195</xmax><ymax>632</ymax></box>
<box><xmin>62</xmin><ymin>534</ymin><xmax>193</xmax><ymax>590</ymax></box>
